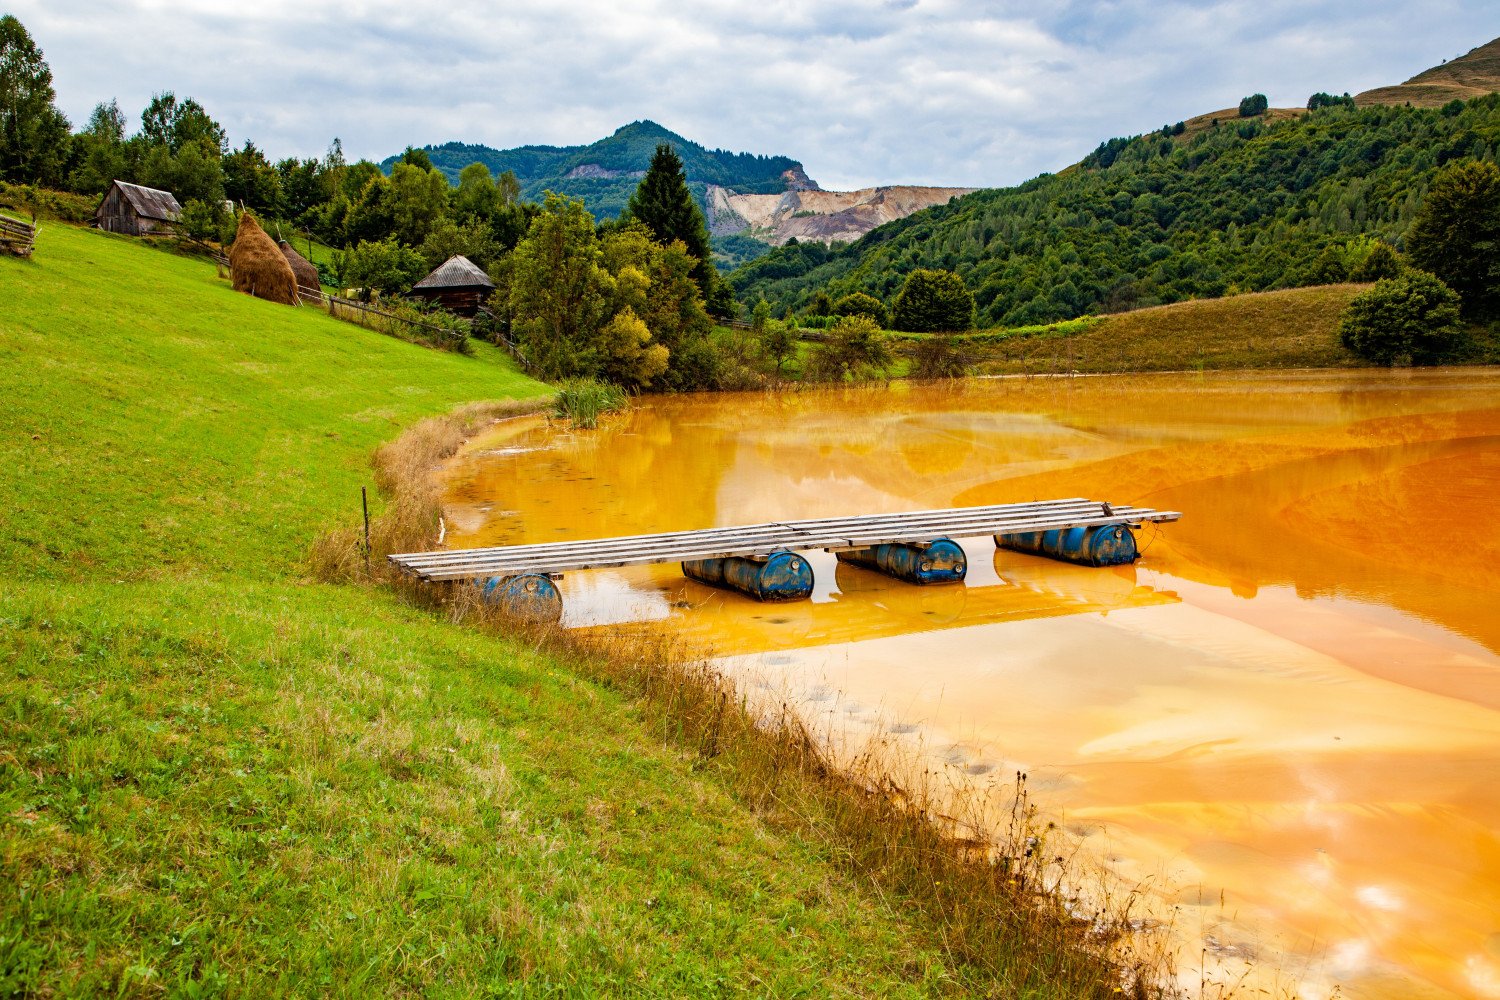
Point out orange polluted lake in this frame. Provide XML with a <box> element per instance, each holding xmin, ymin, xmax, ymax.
<box><xmin>443</xmin><ymin>370</ymin><xmax>1500</xmax><ymax>1000</ymax></box>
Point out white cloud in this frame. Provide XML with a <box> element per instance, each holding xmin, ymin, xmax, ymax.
<box><xmin>14</xmin><ymin>0</ymin><xmax>1499</xmax><ymax>189</ymax></box>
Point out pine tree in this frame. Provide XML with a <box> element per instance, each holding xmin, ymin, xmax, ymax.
<box><xmin>626</xmin><ymin>143</ymin><xmax>721</xmax><ymax>311</ymax></box>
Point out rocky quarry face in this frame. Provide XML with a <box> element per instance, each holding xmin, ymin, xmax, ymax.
<box><xmin>709</xmin><ymin>182</ymin><xmax>978</xmax><ymax>245</ymax></box>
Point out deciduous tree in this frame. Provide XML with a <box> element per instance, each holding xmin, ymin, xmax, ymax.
<box><xmin>509</xmin><ymin>194</ymin><xmax>615</xmax><ymax>381</ymax></box>
<box><xmin>1405</xmin><ymin>159</ymin><xmax>1500</xmax><ymax>320</ymax></box>
<box><xmin>0</xmin><ymin>15</ymin><xmax>70</xmax><ymax>185</ymax></box>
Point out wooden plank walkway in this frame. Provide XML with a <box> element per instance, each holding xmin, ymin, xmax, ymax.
<box><xmin>389</xmin><ymin>499</ymin><xmax>1181</xmax><ymax>582</ymax></box>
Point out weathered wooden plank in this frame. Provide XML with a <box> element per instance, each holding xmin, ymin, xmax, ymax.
<box><xmin>396</xmin><ymin>499</ymin><xmax>1103</xmax><ymax>567</ymax></box>
<box><xmin>391</xmin><ymin>502</ymin><xmax>1181</xmax><ymax>582</ymax></box>
<box><xmin>393</xmin><ymin>503</ymin><xmax>1163</xmax><ymax>569</ymax></box>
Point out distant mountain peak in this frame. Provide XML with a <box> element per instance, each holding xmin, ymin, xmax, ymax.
<box><xmin>383</xmin><ymin>124</ymin><xmax>811</xmax><ymax>221</ymax></box>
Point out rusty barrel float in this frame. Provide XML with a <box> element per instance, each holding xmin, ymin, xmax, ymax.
<box><xmin>682</xmin><ymin>549</ymin><xmax>814</xmax><ymax>601</ymax></box>
<box><xmin>835</xmin><ymin>537</ymin><xmax>967</xmax><ymax>585</ymax></box>
<box><xmin>476</xmin><ymin>573</ymin><xmax>564</xmax><ymax>623</ymax></box>
<box><xmin>996</xmin><ymin>523</ymin><xmax>1138</xmax><ymax>567</ymax></box>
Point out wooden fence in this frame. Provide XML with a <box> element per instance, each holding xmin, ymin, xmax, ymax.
<box><xmin>0</xmin><ymin>212</ymin><xmax>37</xmax><ymax>258</ymax></box>
<box><xmin>475</xmin><ymin>307</ymin><xmax>532</xmax><ymax>370</ymax></box>
<box><xmin>296</xmin><ymin>285</ymin><xmax>464</xmax><ymax>342</ymax></box>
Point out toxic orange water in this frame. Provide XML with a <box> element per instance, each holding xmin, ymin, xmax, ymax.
<box><xmin>443</xmin><ymin>370</ymin><xmax>1500</xmax><ymax>999</ymax></box>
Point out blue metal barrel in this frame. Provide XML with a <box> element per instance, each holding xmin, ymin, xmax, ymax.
<box><xmin>681</xmin><ymin>549</ymin><xmax>814</xmax><ymax>602</ymax></box>
<box><xmin>996</xmin><ymin>524</ymin><xmax>1138</xmax><ymax>567</ymax></box>
<box><xmin>835</xmin><ymin>537</ymin><xmax>967</xmax><ymax>585</ymax></box>
<box><xmin>477</xmin><ymin>573</ymin><xmax>564</xmax><ymax>623</ymax></box>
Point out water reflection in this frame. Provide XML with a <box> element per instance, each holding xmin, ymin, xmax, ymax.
<box><xmin>443</xmin><ymin>369</ymin><xmax>1500</xmax><ymax>1000</ymax></box>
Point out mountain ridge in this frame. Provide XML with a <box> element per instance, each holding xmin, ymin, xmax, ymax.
<box><xmin>384</xmin><ymin>120</ymin><xmax>975</xmax><ymax>251</ymax></box>
<box><xmin>383</xmin><ymin>120</ymin><xmax>805</xmax><ymax>221</ymax></box>
<box><xmin>1356</xmin><ymin>37</ymin><xmax>1500</xmax><ymax>109</ymax></box>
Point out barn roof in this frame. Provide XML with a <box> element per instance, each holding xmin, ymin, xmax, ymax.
<box><xmin>108</xmin><ymin>180</ymin><xmax>183</xmax><ymax>222</ymax></box>
<box><xmin>413</xmin><ymin>255</ymin><xmax>494</xmax><ymax>290</ymax></box>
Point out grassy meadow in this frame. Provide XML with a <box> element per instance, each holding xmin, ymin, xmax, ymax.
<box><xmin>0</xmin><ymin>225</ymin><xmax>1143</xmax><ymax>997</ymax></box>
<box><xmin>971</xmin><ymin>284</ymin><xmax>1369</xmax><ymax>375</ymax></box>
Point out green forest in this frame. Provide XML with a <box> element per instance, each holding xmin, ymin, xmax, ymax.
<box><xmin>730</xmin><ymin>97</ymin><xmax>1500</xmax><ymax>327</ymax></box>
<box><xmin>393</xmin><ymin>120</ymin><xmax>802</xmax><ymax>220</ymax></box>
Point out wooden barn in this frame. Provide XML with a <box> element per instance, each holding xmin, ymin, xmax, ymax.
<box><xmin>410</xmin><ymin>255</ymin><xmax>494</xmax><ymax>317</ymax></box>
<box><xmin>95</xmin><ymin>180</ymin><xmax>183</xmax><ymax>236</ymax></box>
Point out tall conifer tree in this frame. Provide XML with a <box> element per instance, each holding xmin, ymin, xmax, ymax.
<box><xmin>626</xmin><ymin>143</ymin><xmax>725</xmax><ymax>313</ymax></box>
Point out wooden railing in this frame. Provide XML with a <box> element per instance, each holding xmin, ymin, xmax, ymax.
<box><xmin>0</xmin><ymin>212</ymin><xmax>37</xmax><ymax>258</ymax></box>
<box><xmin>475</xmin><ymin>307</ymin><xmax>532</xmax><ymax>370</ymax></box>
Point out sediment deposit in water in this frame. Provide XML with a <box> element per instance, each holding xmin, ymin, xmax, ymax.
<box><xmin>443</xmin><ymin>371</ymin><xmax>1500</xmax><ymax>1000</ymax></box>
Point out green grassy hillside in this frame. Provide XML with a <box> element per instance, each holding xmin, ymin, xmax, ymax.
<box><xmin>973</xmin><ymin>284</ymin><xmax>1367</xmax><ymax>374</ymax></box>
<box><xmin>0</xmin><ymin>227</ymin><xmax>1010</xmax><ymax>996</ymax></box>
<box><xmin>1356</xmin><ymin>36</ymin><xmax>1500</xmax><ymax>109</ymax></box>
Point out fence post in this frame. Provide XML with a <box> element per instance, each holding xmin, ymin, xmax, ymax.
<box><xmin>361</xmin><ymin>486</ymin><xmax>371</xmax><ymax>576</ymax></box>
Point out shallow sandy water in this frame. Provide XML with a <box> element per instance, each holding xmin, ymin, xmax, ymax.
<box><xmin>442</xmin><ymin>370</ymin><xmax>1500</xmax><ymax>999</ymax></box>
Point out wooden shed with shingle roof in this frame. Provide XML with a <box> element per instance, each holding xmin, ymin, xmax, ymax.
<box><xmin>410</xmin><ymin>255</ymin><xmax>495</xmax><ymax>317</ymax></box>
<box><xmin>95</xmin><ymin>180</ymin><xmax>183</xmax><ymax>236</ymax></box>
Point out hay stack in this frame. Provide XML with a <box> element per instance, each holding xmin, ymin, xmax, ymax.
<box><xmin>278</xmin><ymin>239</ymin><xmax>321</xmax><ymax>302</ymax></box>
<box><xmin>229</xmin><ymin>212</ymin><xmax>298</xmax><ymax>306</ymax></box>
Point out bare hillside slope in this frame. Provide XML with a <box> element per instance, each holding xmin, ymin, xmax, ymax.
<box><xmin>711</xmin><ymin>184</ymin><xmax>976</xmax><ymax>245</ymax></box>
<box><xmin>1357</xmin><ymin>36</ymin><xmax>1500</xmax><ymax>108</ymax></box>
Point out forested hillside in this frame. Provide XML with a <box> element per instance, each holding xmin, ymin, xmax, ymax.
<box><xmin>388</xmin><ymin>120</ymin><xmax>805</xmax><ymax>220</ymax></box>
<box><xmin>731</xmin><ymin>97</ymin><xmax>1500</xmax><ymax>327</ymax></box>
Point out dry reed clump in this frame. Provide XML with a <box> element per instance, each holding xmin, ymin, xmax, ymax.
<box><xmin>308</xmin><ymin>397</ymin><xmax>553</xmax><ymax>583</ymax></box>
<box><xmin>278</xmin><ymin>240</ymin><xmax>321</xmax><ymax>301</ymax></box>
<box><xmin>229</xmin><ymin>213</ymin><xmax>298</xmax><ymax>306</ymax></box>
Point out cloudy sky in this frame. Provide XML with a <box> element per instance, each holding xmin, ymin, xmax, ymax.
<box><xmin>14</xmin><ymin>1</ymin><xmax>1498</xmax><ymax>190</ymax></box>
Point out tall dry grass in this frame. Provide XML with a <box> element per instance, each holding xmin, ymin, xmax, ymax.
<box><xmin>440</xmin><ymin>591</ymin><xmax>1173</xmax><ymax>998</ymax></box>
<box><xmin>309</xmin><ymin>396</ymin><xmax>551</xmax><ymax>583</ymax></box>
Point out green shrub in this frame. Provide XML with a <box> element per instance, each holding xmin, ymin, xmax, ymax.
<box><xmin>892</xmin><ymin>268</ymin><xmax>974</xmax><ymax>333</ymax></box>
<box><xmin>804</xmin><ymin>315</ymin><xmax>892</xmax><ymax>383</ymax></box>
<box><xmin>760</xmin><ymin>319</ymin><xmax>798</xmax><ymax>377</ymax></box>
<box><xmin>1351</xmin><ymin>241</ymin><xmax>1402</xmax><ymax>282</ymax></box>
<box><xmin>178</xmin><ymin>198</ymin><xmax>227</xmax><ymax>242</ymax></box>
<box><xmin>552</xmin><ymin>378</ymin><xmax>628</xmax><ymax>428</ymax></box>
<box><xmin>1339</xmin><ymin>270</ymin><xmax>1464</xmax><ymax>365</ymax></box>
<box><xmin>0</xmin><ymin>181</ymin><xmax>95</xmax><ymax>223</ymax></box>
<box><xmin>908</xmin><ymin>334</ymin><xmax>974</xmax><ymax>379</ymax></box>
<box><xmin>803</xmin><ymin>289</ymin><xmax>833</xmax><ymax>317</ymax></box>
<box><xmin>831</xmin><ymin>291</ymin><xmax>889</xmax><ymax>327</ymax></box>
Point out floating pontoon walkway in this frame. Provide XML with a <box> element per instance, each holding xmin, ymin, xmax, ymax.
<box><xmin>390</xmin><ymin>498</ymin><xmax>1180</xmax><ymax>603</ymax></box>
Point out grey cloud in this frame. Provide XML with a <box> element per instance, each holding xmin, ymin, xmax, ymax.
<box><xmin>13</xmin><ymin>0</ymin><xmax>1498</xmax><ymax>190</ymax></box>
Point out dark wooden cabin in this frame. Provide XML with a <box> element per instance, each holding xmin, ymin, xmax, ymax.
<box><xmin>409</xmin><ymin>255</ymin><xmax>494</xmax><ymax>317</ymax></box>
<box><xmin>95</xmin><ymin>180</ymin><xmax>183</xmax><ymax>236</ymax></box>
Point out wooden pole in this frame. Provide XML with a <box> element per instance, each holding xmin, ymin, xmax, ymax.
<box><xmin>361</xmin><ymin>486</ymin><xmax>371</xmax><ymax>575</ymax></box>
